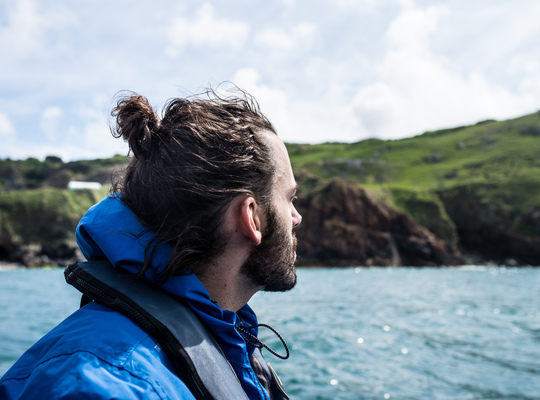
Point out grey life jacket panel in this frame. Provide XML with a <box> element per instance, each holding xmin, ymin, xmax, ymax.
<box><xmin>252</xmin><ymin>347</ymin><xmax>291</xmax><ymax>400</ymax></box>
<box><xmin>65</xmin><ymin>261</ymin><xmax>251</xmax><ymax>400</ymax></box>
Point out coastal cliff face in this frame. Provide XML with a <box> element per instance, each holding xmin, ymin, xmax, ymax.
<box><xmin>1</xmin><ymin>181</ymin><xmax>539</xmax><ymax>267</ymax></box>
<box><xmin>0</xmin><ymin>181</ymin><xmax>463</xmax><ymax>268</ymax></box>
<box><xmin>294</xmin><ymin>180</ymin><xmax>462</xmax><ymax>266</ymax></box>
<box><xmin>3</xmin><ymin>179</ymin><xmax>539</xmax><ymax>267</ymax></box>
<box><xmin>437</xmin><ymin>184</ymin><xmax>540</xmax><ymax>265</ymax></box>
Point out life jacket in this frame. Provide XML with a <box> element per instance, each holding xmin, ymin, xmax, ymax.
<box><xmin>65</xmin><ymin>260</ymin><xmax>289</xmax><ymax>400</ymax></box>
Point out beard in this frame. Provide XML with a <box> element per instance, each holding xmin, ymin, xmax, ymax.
<box><xmin>240</xmin><ymin>206</ymin><xmax>298</xmax><ymax>292</ymax></box>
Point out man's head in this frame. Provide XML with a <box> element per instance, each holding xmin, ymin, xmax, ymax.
<box><xmin>111</xmin><ymin>87</ymin><xmax>301</xmax><ymax>288</ymax></box>
<box><xmin>240</xmin><ymin>133</ymin><xmax>301</xmax><ymax>292</ymax></box>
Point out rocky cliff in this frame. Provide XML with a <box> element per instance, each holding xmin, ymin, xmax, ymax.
<box><xmin>294</xmin><ymin>180</ymin><xmax>462</xmax><ymax>266</ymax></box>
<box><xmin>437</xmin><ymin>183</ymin><xmax>540</xmax><ymax>265</ymax></box>
<box><xmin>0</xmin><ymin>181</ymin><xmax>464</xmax><ymax>268</ymax></box>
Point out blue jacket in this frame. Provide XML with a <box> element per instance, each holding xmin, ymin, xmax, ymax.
<box><xmin>0</xmin><ymin>196</ymin><xmax>272</xmax><ymax>399</ymax></box>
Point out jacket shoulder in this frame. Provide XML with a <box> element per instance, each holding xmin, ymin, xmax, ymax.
<box><xmin>0</xmin><ymin>303</ymin><xmax>195</xmax><ymax>400</ymax></box>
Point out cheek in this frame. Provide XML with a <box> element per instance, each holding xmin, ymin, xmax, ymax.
<box><xmin>275</xmin><ymin>204</ymin><xmax>290</xmax><ymax>226</ymax></box>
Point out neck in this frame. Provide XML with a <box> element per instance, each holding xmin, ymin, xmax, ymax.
<box><xmin>195</xmin><ymin>258</ymin><xmax>259</xmax><ymax>312</ymax></box>
<box><xmin>194</xmin><ymin>194</ymin><xmax>264</xmax><ymax>312</ymax></box>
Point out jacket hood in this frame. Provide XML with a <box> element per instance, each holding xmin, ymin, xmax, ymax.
<box><xmin>76</xmin><ymin>195</ymin><xmax>268</xmax><ymax>400</ymax></box>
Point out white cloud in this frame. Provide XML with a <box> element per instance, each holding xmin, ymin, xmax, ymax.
<box><xmin>166</xmin><ymin>3</ymin><xmax>250</xmax><ymax>55</ymax></box>
<box><xmin>254</xmin><ymin>22</ymin><xmax>317</xmax><ymax>54</ymax></box>
<box><xmin>39</xmin><ymin>106</ymin><xmax>63</xmax><ymax>141</ymax></box>
<box><xmin>0</xmin><ymin>105</ymin><xmax>127</xmax><ymax>161</ymax></box>
<box><xmin>0</xmin><ymin>112</ymin><xmax>16</xmax><ymax>140</ymax></box>
<box><xmin>232</xmin><ymin>67</ymin><xmax>356</xmax><ymax>144</ymax></box>
<box><xmin>333</xmin><ymin>0</ymin><xmax>415</xmax><ymax>12</ymax></box>
<box><xmin>0</xmin><ymin>0</ymin><xmax>45</xmax><ymax>58</ymax></box>
<box><xmin>385</xmin><ymin>5</ymin><xmax>449</xmax><ymax>53</ymax></box>
<box><xmin>0</xmin><ymin>0</ymin><xmax>74</xmax><ymax>60</ymax></box>
<box><xmin>76</xmin><ymin>107</ymin><xmax>128</xmax><ymax>159</ymax></box>
<box><xmin>232</xmin><ymin>68</ymin><xmax>290</xmax><ymax>129</ymax></box>
<box><xmin>334</xmin><ymin>0</ymin><xmax>390</xmax><ymax>7</ymax></box>
<box><xmin>348</xmin><ymin>3</ymin><xmax>540</xmax><ymax>139</ymax></box>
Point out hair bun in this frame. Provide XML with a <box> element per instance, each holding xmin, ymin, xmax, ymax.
<box><xmin>112</xmin><ymin>93</ymin><xmax>159</xmax><ymax>157</ymax></box>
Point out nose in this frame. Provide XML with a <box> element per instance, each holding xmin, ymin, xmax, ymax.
<box><xmin>292</xmin><ymin>205</ymin><xmax>302</xmax><ymax>228</ymax></box>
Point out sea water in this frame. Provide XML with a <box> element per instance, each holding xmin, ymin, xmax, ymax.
<box><xmin>1</xmin><ymin>266</ymin><xmax>539</xmax><ymax>399</ymax></box>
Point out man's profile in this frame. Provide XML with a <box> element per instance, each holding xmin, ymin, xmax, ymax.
<box><xmin>0</xmin><ymin>87</ymin><xmax>302</xmax><ymax>399</ymax></box>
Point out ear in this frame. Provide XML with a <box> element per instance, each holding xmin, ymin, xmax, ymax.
<box><xmin>239</xmin><ymin>197</ymin><xmax>262</xmax><ymax>246</ymax></box>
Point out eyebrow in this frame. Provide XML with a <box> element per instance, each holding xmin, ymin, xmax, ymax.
<box><xmin>289</xmin><ymin>184</ymin><xmax>298</xmax><ymax>196</ymax></box>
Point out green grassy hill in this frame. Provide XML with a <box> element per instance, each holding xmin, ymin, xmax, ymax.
<box><xmin>288</xmin><ymin>112</ymin><xmax>540</xmax><ymax>192</ymax></box>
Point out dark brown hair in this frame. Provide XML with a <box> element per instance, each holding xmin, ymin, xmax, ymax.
<box><xmin>111</xmin><ymin>87</ymin><xmax>277</xmax><ymax>281</ymax></box>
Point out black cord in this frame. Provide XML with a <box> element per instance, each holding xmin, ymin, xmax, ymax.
<box><xmin>236</xmin><ymin>323</ymin><xmax>290</xmax><ymax>360</ymax></box>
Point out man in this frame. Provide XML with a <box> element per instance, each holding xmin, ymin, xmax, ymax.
<box><xmin>0</xmin><ymin>88</ymin><xmax>302</xmax><ymax>399</ymax></box>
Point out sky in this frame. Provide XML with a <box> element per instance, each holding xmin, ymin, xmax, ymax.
<box><xmin>1</xmin><ymin>0</ymin><xmax>540</xmax><ymax>161</ymax></box>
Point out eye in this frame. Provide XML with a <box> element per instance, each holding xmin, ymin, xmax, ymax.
<box><xmin>291</xmin><ymin>195</ymin><xmax>298</xmax><ymax>202</ymax></box>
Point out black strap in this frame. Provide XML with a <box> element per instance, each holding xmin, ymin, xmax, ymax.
<box><xmin>65</xmin><ymin>261</ymin><xmax>249</xmax><ymax>400</ymax></box>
